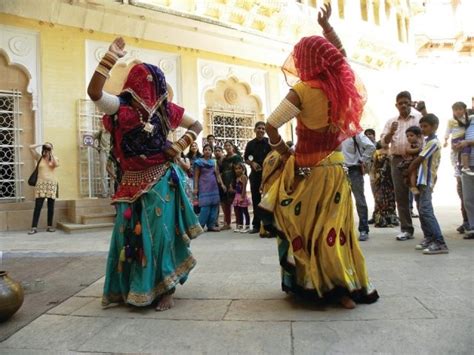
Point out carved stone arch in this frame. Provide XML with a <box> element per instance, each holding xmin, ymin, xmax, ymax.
<box><xmin>204</xmin><ymin>75</ymin><xmax>263</xmax><ymax>114</ymax></box>
<box><xmin>0</xmin><ymin>26</ymin><xmax>41</xmax><ymax>144</ymax></box>
<box><xmin>203</xmin><ymin>75</ymin><xmax>264</xmax><ymax>152</ymax></box>
<box><xmin>0</xmin><ymin>48</ymin><xmax>33</xmax><ymax>85</ymax></box>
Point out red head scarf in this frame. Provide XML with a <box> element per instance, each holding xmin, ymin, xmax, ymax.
<box><xmin>282</xmin><ymin>36</ymin><xmax>364</xmax><ymax>142</ymax></box>
<box><xmin>120</xmin><ymin>63</ymin><xmax>169</xmax><ymax>119</ymax></box>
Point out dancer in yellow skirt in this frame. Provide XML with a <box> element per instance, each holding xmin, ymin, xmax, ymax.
<box><xmin>260</xmin><ymin>4</ymin><xmax>379</xmax><ymax>308</ymax></box>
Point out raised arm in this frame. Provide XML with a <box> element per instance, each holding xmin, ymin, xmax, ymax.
<box><xmin>318</xmin><ymin>3</ymin><xmax>347</xmax><ymax>57</ymax></box>
<box><xmin>380</xmin><ymin>119</ymin><xmax>397</xmax><ymax>147</ymax></box>
<box><xmin>265</xmin><ymin>90</ymin><xmax>301</xmax><ymax>155</ymax></box>
<box><xmin>87</xmin><ymin>37</ymin><xmax>126</xmax><ymax>101</ymax></box>
<box><xmin>87</xmin><ymin>37</ymin><xmax>126</xmax><ymax>114</ymax></box>
<box><xmin>29</xmin><ymin>144</ymin><xmax>42</xmax><ymax>160</ymax></box>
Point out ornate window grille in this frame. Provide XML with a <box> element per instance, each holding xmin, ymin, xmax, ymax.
<box><xmin>206</xmin><ymin>108</ymin><xmax>256</xmax><ymax>153</ymax></box>
<box><xmin>77</xmin><ymin>99</ymin><xmax>106</xmax><ymax>198</ymax></box>
<box><xmin>0</xmin><ymin>90</ymin><xmax>23</xmax><ymax>201</ymax></box>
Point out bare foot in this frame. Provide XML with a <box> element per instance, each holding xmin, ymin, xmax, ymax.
<box><xmin>155</xmin><ymin>293</ymin><xmax>174</xmax><ymax>311</ymax></box>
<box><xmin>339</xmin><ymin>296</ymin><xmax>356</xmax><ymax>309</ymax></box>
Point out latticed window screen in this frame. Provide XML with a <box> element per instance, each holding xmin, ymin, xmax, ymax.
<box><xmin>77</xmin><ymin>99</ymin><xmax>105</xmax><ymax>198</ymax></box>
<box><xmin>207</xmin><ymin>109</ymin><xmax>256</xmax><ymax>153</ymax></box>
<box><xmin>0</xmin><ymin>90</ymin><xmax>23</xmax><ymax>201</ymax></box>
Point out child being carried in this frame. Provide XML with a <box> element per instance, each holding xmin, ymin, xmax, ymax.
<box><xmin>398</xmin><ymin>126</ymin><xmax>423</xmax><ymax>194</ymax></box>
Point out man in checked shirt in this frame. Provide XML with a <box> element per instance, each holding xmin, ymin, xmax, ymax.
<box><xmin>381</xmin><ymin>91</ymin><xmax>422</xmax><ymax>241</ymax></box>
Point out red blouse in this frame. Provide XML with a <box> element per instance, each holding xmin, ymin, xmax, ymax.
<box><xmin>102</xmin><ymin>102</ymin><xmax>184</xmax><ymax>202</ymax></box>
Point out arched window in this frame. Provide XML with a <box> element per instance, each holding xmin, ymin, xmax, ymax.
<box><xmin>0</xmin><ymin>53</ymin><xmax>32</xmax><ymax>202</ymax></box>
<box><xmin>405</xmin><ymin>17</ymin><xmax>410</xmax><ymax>41</ymax></box>
<box><xmin>385</xmin><ymin>0</ymin><xmax>391</xmax><ymax>19</ymax></box>
<box><xmin>338</xmin><ymin>0</ymin><xmax>345</xmax><ymax>18</ymax></box>
<box><xmin>396</xmin><ymin>13</ymin><xmax>404</xmax><ymax>42</ymax></box>
<box><xmin>360</xmin><ymin>0</ymin><xmax>368</xmax><ymax>21</ymax></box>
<box><xmin>373</xmin><ymin>0</ymin><xmax>380</xmax><ymax>25</ymax></box>
<box><xmin>204</xmin><ymin>76</ymin><xmax>263</xmax><ymax>153</ymax></box>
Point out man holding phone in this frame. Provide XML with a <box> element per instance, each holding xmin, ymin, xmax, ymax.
<box><xmin>381</xmin><ymin>91</ymin><xmax>422</xmax><ymax>241</ymax></box>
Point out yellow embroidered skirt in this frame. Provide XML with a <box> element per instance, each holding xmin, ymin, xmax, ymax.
<box><xmin>260</xmin><ymin>152</ymin><xmax>378</xmax><ymax>303</ymax></box>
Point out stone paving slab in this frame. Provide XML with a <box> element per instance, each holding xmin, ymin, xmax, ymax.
<box><xmin>0</xmin><ymin>315</ymin><xmax>292</xmax><ymax>354</ymax></box>
<box><xmin>224</xmin><ymin>296</ymin><xmax>434</xmax><ymax>322</ymax></box>
<box><xmin>292</xmin><ymin>318</ymin><xmax>474</xmax><ymax>355</ymax></box>
<box><xmin>0</xmin><ymin>315</ymin><xmax>113</xmax><ymax>351</ymax></box>
<box><xmin>47</xmin><ymin>296</ymin><xmax>97</xmax><ymax>316</ymax></box>
<box><xmin>0</xmin><ymin>350</ymin><xmax>63</xmax><ymax>355</ymax></box>
<box><xmin>177</xmin><ymin>278</ymin><xmax>286</xmax><ymax>300</ymax></box>
<box><xmin>75</xmin><ymin>279</ymin><xmax>104</xmax><ymax>297</ymax></box>
<box><xmin>1</xmin><ymin>206</ymin><xmax>473</xmax><ymax>353</ymax></box>
<box><xmin>72</xmin><ymin>298</ymin><xmax>232</xmax><ymax>321</ymax></box>
<box><xmin>373</xmin><ymin>279</ymin><xmax>446</xmax><ymax>298</ymax></box>
<box><xmin>414</xmin><ymin>295</ymin><xmax>474</xmax><ymax>318</ymax></box>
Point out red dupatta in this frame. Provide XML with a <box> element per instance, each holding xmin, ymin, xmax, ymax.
<box><xmin>282</xmin><ymin>36</ymin><xmax>365</xmax><ymax>166</ymax></box>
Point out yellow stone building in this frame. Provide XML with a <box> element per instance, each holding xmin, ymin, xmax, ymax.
<box><xmin>0</xmin><ymin>0</ymin><xmax>417</xmax><ymax>230</ymax></box>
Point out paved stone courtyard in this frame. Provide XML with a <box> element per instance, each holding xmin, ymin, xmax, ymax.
<box><xmin>0</xmin><ymin>205</ymin><xmax>472</xmax><ymax>354</ymax></box>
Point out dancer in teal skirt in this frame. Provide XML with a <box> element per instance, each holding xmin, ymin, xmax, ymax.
<box><xmin>88</xmin><ymin>37</ymin><xmax>203</xmax><ymax>311</ymax></box>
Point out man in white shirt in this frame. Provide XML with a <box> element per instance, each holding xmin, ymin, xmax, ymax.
<box><xmin>342</xmin><ymin>132</ymin><xmax>376</xmax><ymax>241</ymax></box>
<box><xmin>94</xmin><ymin>124</ymin><xmax>113</xmax><ymax>198</ymax></box>
<box><xmin>380</xmin><ymin>91</ymin><xmax>422</xmax><ymax>241</ymax></box>
<box><xmin>456</xmin><ymin>116</ymin><xmax>474</xmax><ymax>239</ymax></box>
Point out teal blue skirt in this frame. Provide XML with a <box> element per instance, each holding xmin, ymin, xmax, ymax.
<box><xmin>102</xmin><ymin>164</ymin><xmax>203</xmax><ymax>307</ymax></box>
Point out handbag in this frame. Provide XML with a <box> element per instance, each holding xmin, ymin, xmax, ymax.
<box><xmin>27</xmin><ymin>158</ymin><xmax>42</xmax><ymax>186</ymax></box>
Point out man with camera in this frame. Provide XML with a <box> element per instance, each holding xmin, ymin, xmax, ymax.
<box><xmin>342</xmin><ymin>132</ymin><xmax>376</xmax><ymax>241</ymax></box>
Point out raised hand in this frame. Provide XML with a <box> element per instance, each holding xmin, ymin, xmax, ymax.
<box><xmin>390</xmin><ymin>121</ymin><xmax>399</xmax><ymax>134</ymax></box>
<box><xmin>109</xmin><ymin>37</ymin><xmax>127</xmax><ymax>58</ymax></box>
<box><xmin>317</xmin><ymin>3</ymin><xmax>332</xmax><ymax>32</ymax></box>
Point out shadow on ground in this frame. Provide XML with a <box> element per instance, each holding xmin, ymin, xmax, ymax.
<box><xmin>0</xmin><ymin>255</ymin><xmax>105</xmax><ymax>341</ymax></box>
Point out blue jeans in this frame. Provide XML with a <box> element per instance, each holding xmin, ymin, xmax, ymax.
<box><xmin>415</xmin><ymin>186</ymin><xmax>444</xmax><ymax>243</ymax></box>
<box><xmin>199</xmin><ymin>204</ymin><xmax>219</xmax><ymax>229</ymax></box>
<box><xmin>348</xmin><ymin>166</ymin><xmax>369</xmax><ymax>233</ymax></box>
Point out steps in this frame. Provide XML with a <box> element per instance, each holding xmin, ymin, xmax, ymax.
<box><xmin>81</xmin><ymin>213</ymin><xmax>115</xmax><ymax>225</ymax></box>
<box><xmin>57</xmin><ymin>221</ymin><xmax>114</xmax><ymax>234</ymax></box>
<box><xmin>57</xmin><ymin>198</ymin><xmax>116</xmax><ymax>234</ymax></box>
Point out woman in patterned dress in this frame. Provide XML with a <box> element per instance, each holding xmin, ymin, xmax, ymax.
<box><xmin>261</xmin><ymin>4</ymin><xmax>378</xmax><ymax>308</ymax></box>
<box><xmin>87</xmin><ymin>37</ymin><xmax>203</xmax><ymax>311</ymax></box>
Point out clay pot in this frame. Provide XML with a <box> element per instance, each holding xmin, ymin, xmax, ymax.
<box><xmin>0</xmin><ymin>271</ymin><xmax>24</xmax><ymax>322</ymax></box>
